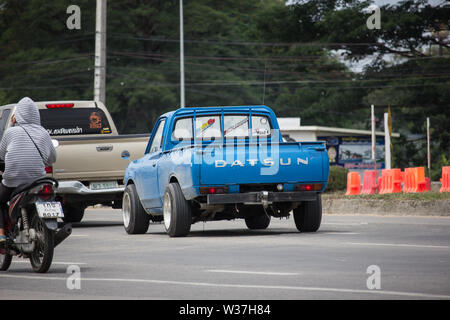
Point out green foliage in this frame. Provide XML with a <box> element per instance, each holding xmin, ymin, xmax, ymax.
<box><xmin>433</xmin><ymin>155</ymin><xmax>449</xmax><ymax>182</ymax></box>
<box><xmin>0</xmin><ymin>0</ymin><xmax>448</xmax><ymax>174</ymax></box>
<box><xmin>325</xmin><ymin>166</ymin><xmax>349</xmax><ymax>192</ymax></box>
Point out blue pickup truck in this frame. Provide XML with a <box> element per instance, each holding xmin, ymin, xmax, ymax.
<box><xmin>122</xmin><ymin>106</ymin><xmax>329</xmax><ymax>237</ymax></box>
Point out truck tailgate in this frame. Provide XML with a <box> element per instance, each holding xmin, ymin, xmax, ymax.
<box><xmin>199</xmin><ymin>142</ymin><xmax>327</xmax><ymax>185</ymax></box>
<box><xmin>53</xmin><ymin>135</ymin><xmax>148</xmax><ymax>181</ymax></box>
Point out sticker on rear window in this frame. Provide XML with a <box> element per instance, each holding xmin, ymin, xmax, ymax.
<box><xmin>89</xmin><ymin>112</ymin><xmax>103</xmax><ymax>129</ymax></box>
<box><xmin>200</xmin><ymin>118</ymin><xmax>215</xmax><ymax>132</ymax></box>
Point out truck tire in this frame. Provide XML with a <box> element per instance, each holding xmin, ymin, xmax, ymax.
<box><xmin>293</xmin><ymin>194</ymin><xmax>322</xmax><ymax>232</ymax></box>
<box><xmin>163</xmin><ymin>183</ymin><xmax>191</xmax><ymax>237</ymax></box>
<box><xmin>62</xmin><ymin>203</ymin><xmax>85</xmax><ymax>223</ymax></box>
<box><xmin>244</xmin><ymin>206</ymin><xmax>271</xmax><ymax>230</ymax></box>
<box><xmin>122</xmin><ymin>184</ymin><xmax>150</xmax><ymax>234</ymax></box>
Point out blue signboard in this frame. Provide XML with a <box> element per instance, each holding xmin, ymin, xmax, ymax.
<box><xmin>318</xmin><ymin>136</ymin><xmax>385</xmax><ymax>170</ymax></box>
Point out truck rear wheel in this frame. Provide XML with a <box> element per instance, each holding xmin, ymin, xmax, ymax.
<box><xmin>293</xmin><ymin>194</ymin><xmax>322</xmax><ymax>232</ymax></box>
<box><xmin>123</xmin><ymin>184</ymin><xmax>150</xmax><ymax>234</ymax></box>
<box><xmin>62</xmin><ymin>203</ymin><xmax>85</xmax><ymax>223</ymax></box>
<box><xmin>163</xmin><ymin>183</ymin><xmax>191</xmax><ymax>237</ymax></box>
<box><xmin>244</xmin><ymin>206</ymin><xmax>271</xmax><ymax>230</ymax></box>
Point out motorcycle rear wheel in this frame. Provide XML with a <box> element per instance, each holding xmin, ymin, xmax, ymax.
<box><xmin>29</xmin><ymin>214</ymin><xmax>54</xmax><ymax>273</ymax></box>
<box><xmin>0</xmin><ymin>250</ymin><xmax>12</xmax><ymax>271</ymax></box>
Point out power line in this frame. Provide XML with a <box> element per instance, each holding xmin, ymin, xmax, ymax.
<box><xmin>107</xmin><ymin>53</ymin><xmax>450</xmax><ymax>80</ymax></box>
<box><xmin>108</xmin><ymin>33</ymin><xmax>380</xmax><ymax>47</ymax></box>
<box><xmin>108</xmin><ymin>50</ymin><xmax>325</xmax><ymax>61</ymax></box>
<box><xmin>0</xmin><ymin>83</ymin><xmax>91</xmax><ymax>90</ymax></box>
<box><xmin>105</xmin><ymin>72</ymin><xmax>449</xmax><ymax>90</ymax></box>
<box><xmin>0</xmin><ymin>54</ymin><xmax>93</xmax><ymax>67</ymax></box>
<box><xmin>107</xmin><ymin>62</ymin><xmax>450</xmax><ymax>80</ymax></box>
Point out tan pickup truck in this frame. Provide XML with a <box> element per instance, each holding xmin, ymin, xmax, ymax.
<box><xmin>0</xmin><ymin>100</ymin><xmax>148</xmax><ymax>222</ymax></box>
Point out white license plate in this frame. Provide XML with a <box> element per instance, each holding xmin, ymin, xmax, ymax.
<box><xmin>90</xmin><ymin>181</ymin><xmax>118</xmax><ymax>190</ymax></box>
<box><xmin>36</xmin><ymin>202</ymin><xmax>64</xmax><ymax>219</ymax></box>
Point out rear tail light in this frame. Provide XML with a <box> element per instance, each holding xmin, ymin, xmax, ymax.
<box><xmin>46</xmin><ymin>103</ymin><xmax>74</xmax><ymax>109</ymax></box>
<box><xmin>295</xmin><ymin>183</ymin><xmax>323</xmax><ymax>191</ymax></box>
<box><xmin>199</xmin><ymin>186</ymin><xmax>229</xmax><ymax>194</ymax></box>
<box><xmin>45</xmin><ymin>166</ymin><xmax>53</xmax><ymax>174</ymax></box>
<box><xmin>39</xmin><ymin>184</ymin><xmax>54</xmax><ymax>200</ymax></box>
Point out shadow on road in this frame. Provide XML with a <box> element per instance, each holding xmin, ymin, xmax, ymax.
<box><xmin>61</xmin><ymin>221</ymin><xmax>123</xmax><ymax>229</ymax></box>
<box><xmin>144</xmin><ymin>228</ymin><xmax>342</xmax><ymax>238</ymax></box>
<box><xmin>3</xmin><ymin>265</ymin><xmax>94</xmax><ymax>275</ymax></box>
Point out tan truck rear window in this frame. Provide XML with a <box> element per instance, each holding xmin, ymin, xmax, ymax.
<box><xmin>39</xmin><ymin>108</ymin><xmax>112</xmax><ymax>136</ymax></box>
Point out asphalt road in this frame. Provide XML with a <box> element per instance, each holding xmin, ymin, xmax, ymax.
<box><xmin>1</xmin><ymin>209</ymin><xmax>449</xmax><ymax>300</ymax></box>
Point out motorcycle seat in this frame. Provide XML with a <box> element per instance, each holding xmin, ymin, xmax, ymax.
<box><xmin>10</xmin><ymin>177</ymin><xmax>58</xmax><ymax>199</ymax></box>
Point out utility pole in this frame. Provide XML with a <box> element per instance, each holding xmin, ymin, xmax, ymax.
<box><xmin>371</xmin><ymin>105</ymin><xmax>377</xmax><ymax>174</ymax></box>
<box><xmin>427</xmin><ymin>117</ymin><xmax>431</xmax><ymax>179</ymax></box>
<box><xmin>180</xmin><ymin>0</ymin><xmax>185</xmax><ymax>108</ymax></box>
<box><xmin>94</xmin><ymin>0</ymin><xmax>106</xmax><ymax>103</ymax></box>
<box><xmin>384</xmin><ymin>112</ymin><xmax>391</xmax><ymax>169</ymax></box>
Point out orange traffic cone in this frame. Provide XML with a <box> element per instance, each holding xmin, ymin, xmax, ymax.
<box><xmin>345</xmin><ymin>172</ymin><xmax>361</xmax><ymax>195</ymax></box>
<box><xmin>361</xmin><ymin>170</ymin><xmax>378</xmax><ymax>194</ymax></box>
<box><xmin>440</xmin><ymin>166</ymin><xmax>450</xmax><ymax>193</ymax></box>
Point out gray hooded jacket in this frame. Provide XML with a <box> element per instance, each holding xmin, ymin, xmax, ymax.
<box><xmin>0</xmin><ymin>97</ymin><xmax>57</xmax><ymax>187</ymax></box>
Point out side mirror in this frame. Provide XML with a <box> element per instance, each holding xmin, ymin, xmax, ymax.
<box><xmin>121</xmin><ymin>150</ymin><xmax>130</xmax><ymax>161</ymax></box>
<box><xmin>52</xmin><ymin>139</ymin><xmax>60</xmax><ymax>148</ymax></box>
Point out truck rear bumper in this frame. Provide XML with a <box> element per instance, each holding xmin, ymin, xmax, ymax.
<box><xmin>207</xmin><ymin>191</ymin><xmax>318</xmax><ymax>205</ymax></box>
<box><xmin>57</xmin><ymin>181</ymin><xmax>124</xmax><ymax>195</ymax></box>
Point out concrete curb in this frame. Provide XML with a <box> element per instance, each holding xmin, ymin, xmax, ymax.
<box><xmin>323</xmin><ymin>198</ymin><xmax>450</xmax><ymax>216</ymax></box>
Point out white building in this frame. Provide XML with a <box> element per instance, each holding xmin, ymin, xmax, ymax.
<box><xmin>278</xmin><ymin>117</ymin><xmax>400</xmax><ymax>142</ymax></box>
<box><xmin>277</xmin><ymin>117</ymin><xmax>400</xmax><ymax>174</ymax></box>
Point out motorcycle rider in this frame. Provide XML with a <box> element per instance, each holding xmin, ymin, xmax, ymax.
<box><xmin>0</xmin><ymin>97</ymin><xmax>57</xmax><ymax>244</ymax></box>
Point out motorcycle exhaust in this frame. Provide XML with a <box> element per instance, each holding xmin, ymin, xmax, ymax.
<box><xmin>54</xmin><ymin>223</ymin><xmax>72</xmax><ymax>248</ymax></box>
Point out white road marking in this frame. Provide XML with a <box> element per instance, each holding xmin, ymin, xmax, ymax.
<box><xmin>12</xmin><ymin>261</ymin><xmax>87</xmax><ymax>265</ymax></box>
<box><xmin>347</xmin><ymin>242</ymin><xmax>450</xmax><ymax>249</ymax></box>
<box><xmin>206</xmin><ymin>269</ymin><xmax>300</xmax><ymax>276</ymax></box>
<box><xmin>1</xmin><ymin>274</ymin><xmax>449</xmax><ymax>299</ymax></box>
<box><xmin>70</xmin><ymin>235</ymin><xmax>89</xmax><ymax>237</ymax></box>
<box><xmin>321</xmin><ymin>232</ymin><xmax>359</xmax><ymax>235</ymax></box>
<box><xmin>323</xmin><ymin>222</ymin><xmax>368</xmax><ymax>226</ymax></box>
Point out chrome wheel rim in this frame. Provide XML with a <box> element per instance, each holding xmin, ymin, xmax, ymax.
<box><xmin>30</xmin><ymin>216</ymin><xmax>45</xmax><ymax>267</ymax></box>
<box><xmin>163</xmin><ymin>192</ymin><xmax>171</xmax><ymax>231</ymax></box>
<box><xmin>123</xmin><ymin>192</ymin><xmax>131</xmax><ymax>228</ymax></box>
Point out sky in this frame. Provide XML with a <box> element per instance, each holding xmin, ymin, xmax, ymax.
<box><xmin>287</xmin><ymin>0</ymin><xmax>447</xmax><ymax>7</ymax></box>
<box><xmin>373</xmin><ymin>0</ymin><xmax>444</xmax><ymax>5</ymax></box>
<box><xmin>335</xmin><ymin>0</ymin><xmax>448</xmax><ymax>72</ymax></box>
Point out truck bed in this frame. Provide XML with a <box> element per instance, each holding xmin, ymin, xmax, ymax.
<box><xmin>196</xmin><ymin>141</ymin><xmax>327</xmax><ymax>186</ymax></box>
<box><xmin>53</xmin><ymin>134</ymin><xmax>148</xmax><ymax>181</ymax></box>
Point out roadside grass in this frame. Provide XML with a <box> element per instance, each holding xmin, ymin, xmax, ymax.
<box><xmin>323</xmin><ymin>190</ymin><xmax>450</xmax><ymax>201</ymax></box>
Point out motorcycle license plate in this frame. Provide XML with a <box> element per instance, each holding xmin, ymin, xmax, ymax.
<box><xmin>35</xmin><ymin>202</ymin><xmax>64</xmax><ymax>219</ymax></box>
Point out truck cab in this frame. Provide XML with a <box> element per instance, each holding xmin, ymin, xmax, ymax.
<box><xmin>123</xmin><ymin>105</ymin><xmax>329</xmax><ymax>237</ymax></box>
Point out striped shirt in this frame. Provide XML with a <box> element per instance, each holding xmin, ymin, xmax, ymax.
<box><xmin>0</xmin><ymin>97</ymin><xmax>56</xmax><ymax>187</ymax></box>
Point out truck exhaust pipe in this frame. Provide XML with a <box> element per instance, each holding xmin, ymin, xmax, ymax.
<box><xmin>54</xmin><ymin>223</ymin><xmax>72</xmax><ymax>248</ymax></box>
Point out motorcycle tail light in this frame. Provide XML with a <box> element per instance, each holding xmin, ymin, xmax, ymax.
<box><xmin>39</xmin><ymin>184</ymin><xmax>54</xmax><ymax>200</ymax></box>
<box><xmin>45</xmin><ymin>166</ymin><xmax>53</xmax><ymax>174</ymax></box>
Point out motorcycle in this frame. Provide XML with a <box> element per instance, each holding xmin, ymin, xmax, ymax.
<box><xmin>0</xmin><ymin>176</ymin><xmax>71</xmax><ymax>273</ymax></box>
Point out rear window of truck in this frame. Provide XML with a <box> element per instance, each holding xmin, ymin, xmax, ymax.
<box><xmin>224</xmin><ymin>115</ymin><xmax>249</xmax><ymax>138</ymax></box>
<box><xmin>195</xmin><ymin>116</ymin><xmax>222</xmax><ymax>140</ymax></box>
<box><xmin>39</xmin><ymin>108</ymin><xmax>112</xmax><ymax>136</ymax></box>
<box><xmin>172</xmin><ymin>114</ymin><xmax>272</xmax><ymax>141</ymax></box>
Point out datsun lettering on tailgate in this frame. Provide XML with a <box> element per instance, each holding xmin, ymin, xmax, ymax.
<box><xmin>122</xmin><ymin>106</ymin><xmax>329</xmax><ymax>237</ymax></box>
